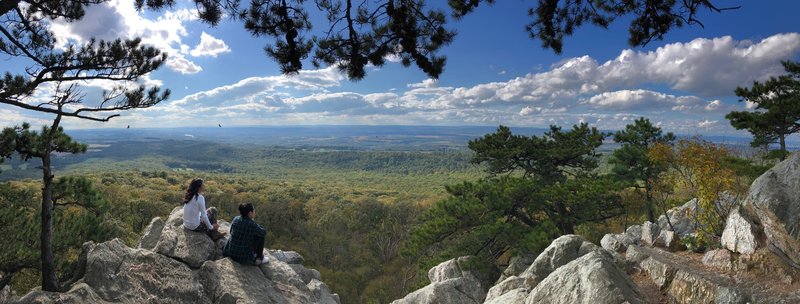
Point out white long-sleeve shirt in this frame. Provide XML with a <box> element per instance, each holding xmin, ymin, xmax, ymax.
<box><xmin>183</xmin><ymin>194</ymin><xmax>213</xmax><ymax>230</ymax></box>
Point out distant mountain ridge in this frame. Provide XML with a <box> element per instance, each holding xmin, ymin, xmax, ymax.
<box><xmin>66</xmin><ymin>125</ymin><xmax>795</xmax><ymax>151</ymax></box>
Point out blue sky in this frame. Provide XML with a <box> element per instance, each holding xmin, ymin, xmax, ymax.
<box><xmin>3</xmin><ymin>0</ymin><xmax>800</xmax><ymax>136</ymax></box>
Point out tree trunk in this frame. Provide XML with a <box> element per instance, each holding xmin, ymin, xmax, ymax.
<box><xmin>645</xmin><ymin>188</ymin><xmax>656</xmax><ymax>223</ymax></box>
<box><xmin>40</xmin><ymin>115</ymin><xmax>62</xmax><ymax>292</ymax></box>
<box><xmin>555</xmin><ymin>201</ymin><xmax>574</xmax><ymax>234</ymax></box>
<box><xmin>780</xmin><ymin>133</ymin><xmax>787</xmax><ymax>161</ymax></box>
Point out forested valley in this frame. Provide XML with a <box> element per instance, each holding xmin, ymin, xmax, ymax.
<box><xmin>0</xmin><ymin>123</ymin><xmax>778</xmax><ymax>303</ymax></box>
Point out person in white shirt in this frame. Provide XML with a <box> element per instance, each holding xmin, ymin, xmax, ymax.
<box><xmin>183</xmin><ymin>178</ymin><xmax>225</xmax><ymax>240</ymax></box>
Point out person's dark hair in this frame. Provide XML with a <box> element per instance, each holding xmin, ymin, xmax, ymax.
<box><xmin>238</xmin><ymin>203</ymin><xmax>254</xmax><ymax>217</ymax></box>
<box><xmin>183</xmin><ymin>178</ymin><xmax>204</xmax><ymax>204</ymax></box>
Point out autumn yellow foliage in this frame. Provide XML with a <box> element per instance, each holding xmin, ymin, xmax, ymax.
<box><xmin>648</xmin><ymin>138</ymin><xmax>738</xmax><ymax>246</ymax></box>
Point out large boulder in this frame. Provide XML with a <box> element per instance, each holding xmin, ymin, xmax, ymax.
<box><xmin>702</xmin><ymin>249</ymin><xmax>734</xmax><ymax>271</ymax></box>
<box><xmin>742</xmin><ymin>153</ymin><xmax>800</xmax><ymax>267</ymax></box>
<box><xmin>496</xmin><ymin>253</ymin><xmax>535</xmax><ymax>283</ymax></box>
<box><xmin>600</xmin><ymin>233</ymin><xmax>635</xmax><ymax>253</ymax></box>
<box><xmin>525</xmin><ymin>250</ymin><xmax>645</xmax><ymax>304</ymax></box>
<box><xmin>13</xmin><ymin>213</ymin><xmax>340</xmax><ymax>304</ymax></box>
<box><xmin>269</xmin><ymin>250</ymin><xmax>306</xmax><ymax>265</ymax></box>
<box><xmin>519</xmin><ymin>235</ymin><xmax>598</xmax><ymax>284</ymax></box>
<box><xmin>657</xmin><ymin>199</ymin><xmax>698</xmax><ymax>237</ymax></box>
<box><xmin>290</xmin><ymin>264</ymin><xmax>322</xmax><ymax>284</ymax></box>
<box><xmin>154</xmin><ymin>207</ymin><xmax>216</xmax><ymax>268</ymax></box>
<box><xmin>137</xmin><ymin>217</ymin><xmax>165</xmax><ymax>250</ymax></box>
<box><xmin>657</xmin><ymin>195</ymin><xmax>738</xmax><ymax>238</ymax></box>
<box><xmin>485</xmin><ymin>235</ymin><xmax>599</xmax><ymax>302</ymax></box>
<box><xmin>391</xmin><ymin>277</ymin><xmax>484</xmax><ymax>304</ymax></box>
<box><xmin>656</xmin><ymin>230</ymin><xmax>682</xmax><ymax>252</ymax></box>
<box><xmin>391</xmin><ymin>257</ymin><xmax>485</xmax><ymax>304</ymax></box>
<box><xmin>484</xmin><ymin>276</ymin><xmax>530</xmax><ymax>303</ymax></box>
<box><xmin>625</xmin><ymin>224</ymin><xmax>643</xmax><ymax>241</ymax></box>
<box><xmin>667</xmin><ymin>269</ymin><xmax>749</xmax><ymax>304</ymax></box>
<box><xmin>640</xmin><ymin>256</ymin><xmax>677</xmax><ymax>290</ymax></box>
<box><xmin>625</xmin><ymin>245</ymin><xmax>650</xmax><ymax>264</ymax></box>
<box><xmin>720</xmin><ymin>207</ymin><xmax>760</xmax><ymax>255</ymax></box>
<box><xmin>427</xmin><ymin>256</ymin><xmax>474</xmax><ymax>283</ymax></box>
<box><xmin>200</xmin><ymin>258</ymin><xmax>317</xmax><ymax>304</ymax></box>
<box><xmin>641</xmin><ymin>221</ymin><xmax>660</xmax><ymax>246</ymax></box>
<box><xmin>260</xmin><ymin>251</ymin><xmax>309</xmax><ymax>291</ymax></box>
<box><xmin>13</xmin><ymin>283</ymin><xmax>108</xmax><ymax>304</ymax></box>
<box><xmin>81</xmin><ymin>238</ymin><xmax>209</xmax><ymax>303</ymax></box>
<box><xmin>307</xmin><ymin>279</ymin><xmax>339</xmax><ymax>304</ymax></box>
<box><xmin>483</xmin><ymin>288</ymin><xmax>528</xmax><ymax>304</ymax></box>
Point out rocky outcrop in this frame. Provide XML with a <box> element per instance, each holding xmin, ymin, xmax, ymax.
<box><xmin>656</xmin><ymin>194</ymin><xmax>737</xmax><ymax>239</ymax></box>
<box><xmin>200</xmin><ymin>257</ymin><xmax>326</xmax><ymax>304</ymax></box>
<box><xmin>469</xmin><ymin>156</ymin><xmax>800</xmax><ymax>304</ymax></box>
<box><xmin>702</xmin><ymin>249</ymin><xmax>733</xmax><ymax>271</ymax></box>
<box><xmin>641</xmin><ymin>221</ymin><xmax>660</xmax><ymax>246</ymax></box>
<box><xmin>466</xmin><ymin>235</ymin><xmax>639</xmax><ymax>304</ymax></box>
<box><xmin>668</xmin><ymin>269</ymin><xmax>747</xmax><ymax>304</ymax></box>
<box><xmin>495</xmin><ymin>253</ymin><xmax>535</xmax><ymax>283</ymax></box>
<box><xmin>526</xmin><ymin>250</ymin><xmax>646</xmax><ymax>304</ymax></box>
<box><xmin>483</xmin><ymin>288</ymin><xmax>528</xmax><ymax>304</ymax></box>
<box><xmin>657</xmin><ymin>230</ymin><xmax>682</xmax><ymax>251</ymax></box>
<box><xmin>14</xmin><ymin>283</ymin><xmax>108</xmax><ymax>304</ymax></box>
<box><xmin>12</xmin><ymin>212</ymin><xmax>339</xmax><ymax>304</ymax></box>
<box><xmin>153</xmin><ymin>207</ymin><xmax>217</xmax><ymax>268</ymax></box>
<box><xmin>600</xmin><ymin>233</ymin><xmax>634</xmax><ymax>253</ymax></box>
<box><xmin>82</xmin><ymin>239</ymin><xmax>208</xmax><ymax>303</ymax></box>
<box><xmin>391</xmin><ymin>257</ymin><xmax>486</xmax><ymax>304</ymax></box>
<box><xmin>269</xmin><ymin>250</ymin><xmax>306</xmax><ymax>265</ymax></box>
<box><xmin>742</xmin><ymin>153</ymin><xmax>800</xmax><ymax>267</ymax></box>
<box><xmin>137</xmin><ymin>217</ymin><xmax>164</xmax><ymax>250</ymax></box>
<box><xmin>657</xmin><ymin>198</ymin><xmax>698</xmax><ymax>237</ymax></box>
<box><xmin>625</xmin><ymin>245</ymin><xmax>649</xmax><ymax>264</ymax></box>
<box><xmin>721</xmin><ymin>207</ymin><xmax>760</xmax><ymax>255</ymax></box>
<box><xmin>639</xmin><ymin>256</ymin><xmax>676</xmax><ymax>290</ymax></box>
<box><xmin>633</xmin><ymin>245</ymin><xmax>800</xmax><ymax>303</ymax></box>
<box><xmin>519</xmin><ymin>235</ymin><xmax>598</xmax><ymax>284</ymax></box>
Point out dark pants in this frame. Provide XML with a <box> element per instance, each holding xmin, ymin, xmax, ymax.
<box><xmin>191</xmin><ymin>207</ymin><xmax>218</xmax><ymax>233</ymax></box>
<box><xmin>254</xmin><ymin>234</ymin><xmax>265</xmax><ymax>260</ymax></box>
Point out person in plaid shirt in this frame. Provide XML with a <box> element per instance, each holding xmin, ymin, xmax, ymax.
<box><xmin>223</xmin><ymin>203</ymin><xmax>268</xmax><ymax>265</ymax></box>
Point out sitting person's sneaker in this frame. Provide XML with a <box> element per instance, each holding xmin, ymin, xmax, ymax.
<box><xmin>254</xmin><ymin>256</ymin><xmax>270</xmax><ymax>265</ymax></box>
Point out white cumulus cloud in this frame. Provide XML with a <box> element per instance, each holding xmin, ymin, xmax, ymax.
<box><xmin>48</xmin><ymin>0</ymin><xmax>204</xmax><ymax>74</ymax></box>
<box><xmin>166</xmin><ymin>57</ymin><xmax>203</xmax><ymax>75</ymax></box>
<box><xmin>190</xmin><ymin>32</ymin><xmax>231</xmax><ymax>57</ymax></box>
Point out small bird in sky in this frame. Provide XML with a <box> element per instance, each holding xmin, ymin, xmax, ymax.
<box><xmin>218</xmin><ymin>124</ymin><xmax>222</xmax><ymax>128</ymax></box>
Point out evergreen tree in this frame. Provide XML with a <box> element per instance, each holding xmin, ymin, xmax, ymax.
<box><xmin>1</xmin><ymin>0</ymin><xmax>169</xmax><ymax>291</ymax></box>
<box><xmin>726</xmin><ymin>60</ymin><xmax>800</xmax><ymax>160</ymax></box>
<box><xmin>611</xmin><ymin>117</ymin><xmax>675</xmax><ymax>222</ymax></box>
<box><xmin>0</xmin><ymin>123</ymin><xmax>87</xmax><ymax>291</ymax></box>
<box><xmin>468</xmin><ymin>124</ymin><xmax>606</xmax><ymax>182</ymax></box>
<box><xmin>0</xmin><ymin>177</ymin><xmax>115</xmax><ymax>291</ymax></box>
<box><xmin>407</xmin><ymin>124</ymin><xmax>624</xmax><ymax>275</ymax></box>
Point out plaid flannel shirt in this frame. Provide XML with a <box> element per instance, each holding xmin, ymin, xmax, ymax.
<box><xmin>223</xmin><ymin>215</ymin><xmax>266</xmax><ymax>264</ymax></box>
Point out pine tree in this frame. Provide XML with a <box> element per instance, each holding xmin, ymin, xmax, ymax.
<box><xmin>406</xmin><ymin>123</ymin><xmax>624</xmax><ymax>272</ymax></box>
<box><xmin>0</xmin><ymin>177</ymin><xmax>114</xmax><ymax>291</ymax></box>
<box><xmin>1</xmin><ymin>1</ymin><xmax>169</xmax><ymax>291</ymax></box>
<box><xmin>611</xmin><ymin>117</ymin><xmax>676</xmax><ymax>222</ymax></box>
<box><xmin>726</xmin><ymin>60</ymin><xmax>800</xmax><ymax>160</ymax></box>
